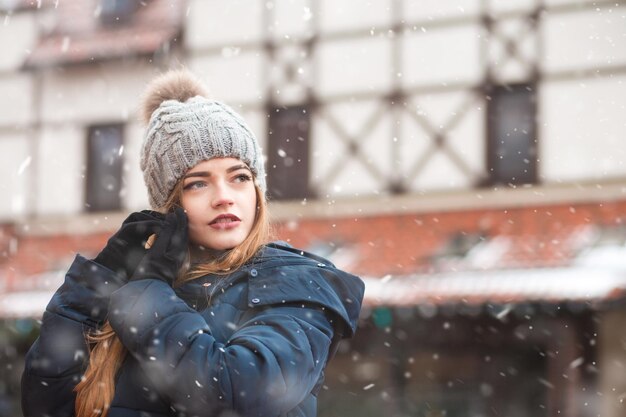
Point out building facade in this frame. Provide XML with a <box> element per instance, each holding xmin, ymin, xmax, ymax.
<box><xmin>1</xmin><ymin>0</ymin><xmax>626</xmax><ymax>416</ymax></box>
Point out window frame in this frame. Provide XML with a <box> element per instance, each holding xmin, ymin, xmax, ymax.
<box><xmin>485</xmin><ymin>83</ymin><xmax>539</xmax><ymax>187</ymax></box>
<box><xmin>99</xmin><ymin>0</ymin><xmax>139</xmax><ymax>26</ymax></box>
<box><xmin>266</xmin><ymin>104</ymin><xmax>312</xmax><ymax>201</ymax></box>
<box><xmin>84</xmin><ymin>123</ymin><xmax>125</xmax><ymax>212</ymax></box>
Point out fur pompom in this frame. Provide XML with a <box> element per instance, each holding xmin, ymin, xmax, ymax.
<box><xmin>140</xmin><ymin>69</ymin><xmax>209</xmax><ymax>124</ymax></box>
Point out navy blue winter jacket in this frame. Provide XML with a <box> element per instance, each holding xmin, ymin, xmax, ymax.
<box><xmin>21</xmin><ymin>242</ymin><xmax>364</xmax><ymax>417</ymax></box>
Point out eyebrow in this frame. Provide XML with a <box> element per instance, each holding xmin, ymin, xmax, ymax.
<box><xmin>183</xmin><ymin>164</ymin><xmax>251</xmax><ymax>180</ymax></box>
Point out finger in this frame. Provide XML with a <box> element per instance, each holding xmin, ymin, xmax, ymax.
<box><xmin>138</xmin><ymin>210</ymin><xmax>166</xmax><ymax>221</ymax></box>
<box><xmin>165</xmin><ymin>209</ymin><xmax>188</xmax><ymax>261</ymax></box>
<box><xmin>144</xmin><ymin>234</ymin><xmax>157</xmax><ymax>249</ymax></box>
<box><xmin>123</xmin><ymin>210</ymin><xmax>165</xmax><ymax>225</ymax></box>
<box><xmin>174</xmin><ymin>206</ymin><xmax>186</xmax><ymax>219</ymax></box>
<box><xmin>147</xmin><ymin>213</ymin><xmax>177</xmax><ymax>256</ymax></box>
<box><xmin>174</xmin><ymin>207</ymin><xmax>188</xmax><ymax>239</ymax></box>
<box><xmin>122</xmin><ymin>211</ymin><xmax>154</xmax><ymax>224</ymax></box>
<box><xmin>120</xmin><ymin>219</ymin><xmax>163</xmax><ymax>238</ymax></box>
<box><xmin>174</xmin><ymin>207</ymin><xmax>189</xmax><ymax>238</ymax></box>
<box><xmin>126</xmin><ymin>214</ymin><xmax>162</xmax><ymax>225</ymax></box>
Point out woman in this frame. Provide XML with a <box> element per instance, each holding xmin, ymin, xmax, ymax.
<box><xmin>21</xmin><ymin>70</ymin><xmax>365</xmax><ymax>417</ymax></box>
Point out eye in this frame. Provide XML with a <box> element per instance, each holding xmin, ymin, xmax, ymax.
<box><xmin>233</xmin><ymin>173</ymin><xmax>252</xmax><ymax>183</ymax></box>
<box><xmin>183</xmin><ymin>181</ymin><xmax>206</xmax><ymax>191</ymax></box>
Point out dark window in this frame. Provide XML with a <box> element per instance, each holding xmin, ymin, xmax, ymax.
<box><xmin>100</xmin><ymin>0</ymin><xmax>139</xmax><ymax>25</ymax></box>
<box><xmin>486</xmin><ymin>84</ymin><xmax>537</xmax><ymax>186</ymax></box>
<box><xmin>267</xmin><ymin>106</ymin><xmax>311</xmax><ymax>201</ymax></box>
<box><xmin>86</xmin><ymin>124</ymin><xmax>124</xmax><ymax>212</ymax></box>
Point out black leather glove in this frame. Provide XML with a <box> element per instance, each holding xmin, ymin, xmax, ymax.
<box><xmin>93</xmin><ymin>210</ymin><xmax>165</xmax><ymax>281</ymax></box>
<box><xmin>130</xmin><ymin>207</ymin><xmax>188</xmax><ymax>286</ymax></box>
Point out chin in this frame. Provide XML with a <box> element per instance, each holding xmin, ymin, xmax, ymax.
<box><xmin>208</xmin><ymin>242</ymin><xmax>237</xmax><ymax>251</ymax></box>
<box><xmin>198</xmin><ymin>237</ymin><xmax>245</xmax><ymax>251</ymax></box>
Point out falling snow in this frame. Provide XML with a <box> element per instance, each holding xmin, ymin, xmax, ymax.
<box><xmin>0</xmin><ymin>1</ymin><xmax>625</xmax><ymax>416</ymax></box>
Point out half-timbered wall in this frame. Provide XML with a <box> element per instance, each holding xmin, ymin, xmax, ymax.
<box><xmin>0</xmin><ymin>0</ymin><xmax>624</xmax><ymax>219</ymax></box>
<box><xmin>186</xmin><ymin>0</ymin><xmax>626</xmax><ymax>202</ymax></box>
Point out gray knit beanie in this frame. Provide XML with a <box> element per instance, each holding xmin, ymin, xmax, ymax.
<box><xmin>139</xmin><ymin>71</ymin><xmax>266</xmax><ymax>209</ymax></box>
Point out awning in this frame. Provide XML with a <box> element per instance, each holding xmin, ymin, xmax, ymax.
<box><xmin>0</xmin><ymin>270</ymin><xmax>64</xmax><ymax>319</ymax></box>
<box><xmin>3</xmin><ymin>247</ymin><xmax>626</xmax><ymax>319</ymax></box>
<box><xmin>363</xmin><ymin>243</ymin><xmax>626</xmax><ymax>309</ymax></box>
<box><xmin>0</xmin><ymin>290</ymin><xmax>55</xmax><ymax>319</ymax></box>
<box><xmin>363</xmin><ymin>266</ymin><xmax>626</xmax><ymax>308</ymax></box>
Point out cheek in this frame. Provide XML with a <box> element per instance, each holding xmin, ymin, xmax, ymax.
<box><xmin>244</xmin><ymin>188</ymin><xmax>258</xmax><ymax>221</ymax></box>
<box><xmin>182</xmin><ymin>203</ymin><xmax>207</xmax><ymax>245</ymax></box>
<box><xmin>181</xmin><ymin>197</ymin><xmax>202</xmax><ymax>226</ymax></box>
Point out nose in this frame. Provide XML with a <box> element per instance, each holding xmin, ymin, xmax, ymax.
<box><xmin>211</xmin><ymin>182</ymin><xmax>234</xmax><ymax>208</ymax></box>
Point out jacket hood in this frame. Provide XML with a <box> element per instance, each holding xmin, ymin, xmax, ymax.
<box><xmin>248</xmin><ymin>241</ymin><xmax>365</xmax><ymax>337</ymax></box>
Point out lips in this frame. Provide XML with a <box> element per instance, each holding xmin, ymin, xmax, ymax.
<box><xmin>209</xmin><ymin>214</ymin><xmax>241</xmax><ymax>230</ymax></box>
<box><xmin>210</xmin><ymin>214</ymin><xmax>241</xmax><ymax>224</ymax></box>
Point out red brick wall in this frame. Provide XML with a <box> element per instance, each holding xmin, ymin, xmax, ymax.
<box><xmin>0</xmin><ymin>230</ymin><xmax>110</xmax><ymax>290</ymax></box>
<box><xmin>273</xmin><ymin>200</ymin><xmax>626</xmax><ymax>277</ymax></box>
<box><xmin>1</xmin><ymin>199</ymin><xmax>625</xmax><ymax>289</ymax></box>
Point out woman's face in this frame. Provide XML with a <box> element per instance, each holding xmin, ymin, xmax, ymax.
<box><xmin>181</xmin><ymin>157</ymin><xmax>257</xmax><ymax>252</ymax></box>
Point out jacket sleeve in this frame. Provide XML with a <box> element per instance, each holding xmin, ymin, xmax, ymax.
<box><xmin>21</xmin><ymin>254</ymin><xmax>126</xmax><ymax>417</ymax></box>
<box><xmin>107</xmin><ymin>269</ymin><xmax>363</xmax><ymax>417</ymax></box>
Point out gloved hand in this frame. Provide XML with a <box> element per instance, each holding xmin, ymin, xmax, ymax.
<box><xmin>93</xmin><ymin>210</ymin><xmax>165</xmax><ymax>281</ymax></box>
<box><xmin>130</xmin><ymin>207</ymin><xmax>189</xmax><ymax>286</ymax></box>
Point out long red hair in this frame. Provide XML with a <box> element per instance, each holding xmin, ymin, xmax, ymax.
<box><xmin>74</xmin><ymin>181</ymin><xmax>272</xmax><ymax>417</ymax></box>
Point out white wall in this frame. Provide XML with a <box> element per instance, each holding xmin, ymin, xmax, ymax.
<box><xmin>39</xmin><ymin>62</ymin><xmax>155</xmax><ymax>124</ymax></box>
<box><xmin>312</xmin><ymin>100</ymin><xmax>393</xmax><ymax>197</ymax></box>
<box><xmin>27</xmin><ymin>62</ymin><xmax>156</xmax><ymax>215</ymax></box>
<box><xmin>122</xmin><ymin>121</ymin><xmax>150</xmax><ymax>210</ymax></box>
<box><xmin>187</xmin><ymin>0</ymin><xmax>315</xmax><ymax>43</ymax></box>
<box><xmin>36</xmin><ymin>125</ymin><xmax>85</xmax><ymax>215</ymax></box>
<box><xmin>267</xmin><ymin>43</ymin><xmax>312</xmax><ymax>106</ymax></box>
<box><xmin>185</xmin><ymin>0</ymin><xmax>264</xmax><ymax>49</ymax></box>
<box><xmin>269</xmin><ymin>0</ymin><xmax>314</xmax><ymax>40</ymax></box>
<box><xmin>189</xmin><ymin>52</ymin><xmax>267</xmax><ymax>104</ymax></box>
<box><xmin>1</xmin><ymin>0</ymin><xmax>625</xmax><ymax>221</ymax></box>
<box><xmin>239</xmin><ymin>108</ymin><xmax>268</xmax><ymax>154</ymax></box>
<box><xmin>0</xmin><ymin>73</ymin><xmax>33</xmax><ymax>127</ymax></box>
<box><xmin>403</xmin><ymin>0</ymin><xmax>480</xmax><ymax>20</ymax></box>
<box><xmin>402</xmin><ymin>23</ymin><xmax>483</xmax><ymax>87</ymax></box>
<box><xmin>488</xmin><ymin>17</ymin><xmax>537</xmax><ymax>85</ymax></box>
<box><xmin>0</xmin><ymin>12</ymin><xmax>37</xmax><ymax>71</ymax></box>
<box><xmin>404</xmin><ymin>91</ymin><xmax>485</xmax><ymax>191</ymax></box>
<box><xmin>540</xmin><ymin>76</ymin><xmax>626</xmax><ymax>182</ymax></box>
<box><xmin>316</xmin><ymin>36</ymin><xmax>393</xmax><ymax>97</ymax></box>
<box><xmin>0</xmin><ymin>133</ymin><xmax>31</xmax><ymax>221</ymax></box>
<box><xmin>488</xmin><ymin>0</ymin><xmax>536</xmax><ymax>14</ymax></box>
<box><xmin>318</xmin><ymin>0</ymin><xmax>392</xmax><ymax>33</ymax></box>
<box><xmin>539</xmin><ymin>3</ymin><xmax>626</xmax><ymax>183</ymax></box>
<box><xmin>543</xmin><ymin>5</ymin><xmax>626</xmax><ymax>73</ymax></box>
<box><xmin>311</xmin><ymin>92</ymin><xmax>483</xmax><ymax>197</ymax></box>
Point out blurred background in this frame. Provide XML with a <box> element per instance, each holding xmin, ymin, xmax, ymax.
<box><xmin>1</xmin><ymin>0</ymin><xmax>626</xmax><ymax>416</ymax></box>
